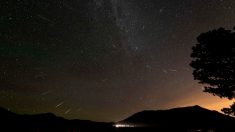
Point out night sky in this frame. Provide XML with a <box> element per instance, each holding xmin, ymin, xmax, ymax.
<box><xmin>0</xmin><ymin>0</ymin><xmax>235</xmax><ymax>122</ymax></box>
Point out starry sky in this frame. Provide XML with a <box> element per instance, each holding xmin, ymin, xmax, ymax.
<box><xmin>0</xmin><ymin>0</ymin><xmax>235</xmax><ymax>122</ymax></box>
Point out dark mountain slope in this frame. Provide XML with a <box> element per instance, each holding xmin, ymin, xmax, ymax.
<box><xmin>121</xmin><ymin>105</ymin><xmax>235</xmax><ymax>131</ymax></box>
<box><xmin>1</xmin><ymin>106</ymin><xmax>235</xmax><ymax>132</ymax></box>
<box><xmin>0</xmin><ymin>107</ymin><xmax>113</xmax><ymax>132</ymax></box>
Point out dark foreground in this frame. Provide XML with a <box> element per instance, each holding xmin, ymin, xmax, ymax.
<box><xmin>1</xmin><ymin>106</ymin><xmax>235</xmax><ymax>132</ymax></box>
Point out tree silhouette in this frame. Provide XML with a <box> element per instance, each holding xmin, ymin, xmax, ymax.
<box><xmin>222</xmin><ymin>102</ymin><xmax>235</xmax><ymax>116</ymax></box>
<box><xmin>190</xmin><ymin>27</ymin><xmax>235</xmax><ymax>115</ymax></box>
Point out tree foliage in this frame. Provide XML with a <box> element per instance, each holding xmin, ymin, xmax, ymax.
<box><xmin>222</xmin><ymin>102</ymin><xmax>235</xmax><ymax>116</ymax></box>
<box><xmin>190</xmin><ymin>27</ymin><xmax>235</xmax><ymax>115</ymax></box>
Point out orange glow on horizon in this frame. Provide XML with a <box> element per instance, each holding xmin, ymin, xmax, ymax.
<box><xmin>202</xmin><ymin>99</ymin><xmax>234</xmax><ymax>112</ymax></box>
<box><xmin>167</xmin><ymin>90</ymin><xmax>234</xmax><ymax>113</ymax></box>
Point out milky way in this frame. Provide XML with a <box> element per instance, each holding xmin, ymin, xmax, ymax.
<box><xmin>0</xmin><ymin>0</ymin><xmax>235</xmax><ymax>121</ymax></box>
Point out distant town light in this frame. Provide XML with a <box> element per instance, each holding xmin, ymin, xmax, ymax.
<box><xmin>113</xmin><ymin>123</ymin><xmax>135</xmax><ymax>128</ymax></box>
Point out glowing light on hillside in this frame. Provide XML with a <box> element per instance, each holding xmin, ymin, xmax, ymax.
<box><xmin>113</xmin><ymin>123</ymin><xmax>135</xmax><ymax>128</ymax></box>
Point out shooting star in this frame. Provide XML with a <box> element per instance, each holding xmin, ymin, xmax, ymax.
<box><xmin>65</xmin><ymin>108</ymin><xmax>71</xmax><ymax>114</ymax></box>
<box><xmin>55</xmin><ymin>101</ymin><xmax>64</xmax><ymax>108</ymax></box>
<box><xmin>37</xmin><ymin>14</ymin><xmax>54</xmax><ymax>24</ymax></box>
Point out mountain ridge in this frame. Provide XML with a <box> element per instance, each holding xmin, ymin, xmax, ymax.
<box><xmin>1</xmin><ymin>105</ymin><xmax>235</xmax><ymax>131</ymax></box>
<box><xmin>120</xmin><ymin>105</ymin><xmax>235</xmax><ymax>131</ymax></box>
